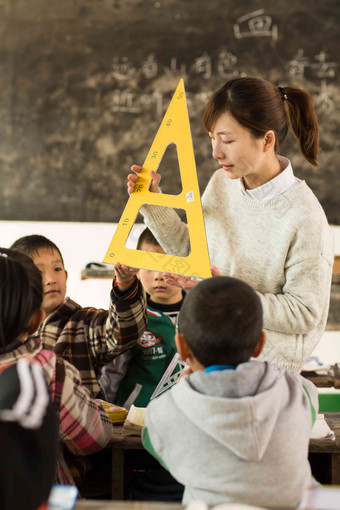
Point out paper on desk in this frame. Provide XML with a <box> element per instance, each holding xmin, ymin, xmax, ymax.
<box><xmin>310</xmin><ymin>414</ymin><xmax>335</xmax><ymax>440</ymax></box>
<box><xmin>186</xmin><ymin>502</ymin><xmax>267</xmax><ymax>510</ymax></box>
<box><xmin>302</xmin><ymin>356</ymin><xmax>331</xmax><ymax>373</ymax></box>
<box><xmin>299</xmin><ymin>486</ymin><xmax>340</xmax><ymax>509</ymax></box>
<box><xmin>122</xmin><ymin>405</ymin><xmax>146</xmax><ymax>436</ymax></box>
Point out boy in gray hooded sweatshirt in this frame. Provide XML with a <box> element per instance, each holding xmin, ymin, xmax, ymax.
<box><xmin>142</xmin><ymin>276</ymin><xmax>318</xmax><ymax>509</ymax></box>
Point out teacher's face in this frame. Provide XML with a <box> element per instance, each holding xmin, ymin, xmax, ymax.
<box><xmin>209</xmin><ymin>112</ymin><xmax>267</xmax><ymax>188</ymax></box>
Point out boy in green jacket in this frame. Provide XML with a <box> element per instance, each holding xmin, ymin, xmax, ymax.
<box><xmin>100</xmin><ymin>227</ymin><xmax>185</xmax><ymax>407</ymax></box>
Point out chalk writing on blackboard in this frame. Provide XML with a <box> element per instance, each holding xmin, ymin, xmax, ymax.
<box><xmin>233</xmin><ymin>9</ymin><xmax>278</xmax><ymax>42</ymax></box>
<box><xmin>111</xmin><ymin>49</ymin><xmax>240</xmax><ymax>83</ymax></box>
<box><xmin>0</xmin><ymin>0</ymin><xmax>339</xmax><ymax>225</ymax></box>
<box><xmin>311</xmin><ymin>51</ymin><xmax>337</xmax><ymax>79</ymax></box>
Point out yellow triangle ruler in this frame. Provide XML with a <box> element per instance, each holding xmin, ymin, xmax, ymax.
<box><xmin>103</xmin><ymin>79</ymin><xmax>211</xmax><ymax>278</ymax></box>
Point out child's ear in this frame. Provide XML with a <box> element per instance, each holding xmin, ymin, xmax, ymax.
<box><xmin>26</xmin><ymin>309</ymin><xmax>45</xmax><ymax>336</ymax></box>
<box><xmin>175</xmin><ymin>333</ymin><xmax>192</xmax><ymax>363</ymax></box>
<box><xmin>252</xmin><ymin>331</ymin><xmax>266</xmax><ymax>358</ymax></box>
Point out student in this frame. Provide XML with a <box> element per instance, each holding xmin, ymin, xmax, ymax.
<box><xmin>142</xmin><ymin>276</ymin><xmax>319</xmax><ymax>508</ymax></box>
<box><xmin>10</xmin><ymin>234</ymin><xmax>147</xmax><ymax>397</ymax></box>
<box><xmin>0</xmin><ymin>248</ymin><xmax>113</xmax><ymax>487</ymax></box>
<box><xmin>100</xmin><ymin>227</ymin><xmax>185</xmax><ymax>408</ymax></box>
<box><xmin>99</xmin><ymin>228</ymin><xmax>185</xmax><ymax>502</ymax></box>
<box><xmin>0</xmin><ymin>359</ymin><xmax>58</xmax><ymax>510</ymax></box>
<box><xmin>128</xmin><ymin>76</ymin><xmax>334</xmax><ymax>372</ymax></box>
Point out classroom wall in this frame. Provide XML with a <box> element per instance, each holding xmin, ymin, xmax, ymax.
<box><xmin>1</xmin><ymin>220</ymin><xmax>340</xmax><ymax>365</ymax></box>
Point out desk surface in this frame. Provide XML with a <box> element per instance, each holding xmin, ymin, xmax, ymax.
<box><xmin>309</xmin><ymin>413</ymin><xmax>340</xmax><ymax>453</ymax></box>
<box><xmin>110</xmin><ymin>414</ymin><xmax>340</xmax><ymax>452</ymax></box>
<box><xmin>110</xmin><ymin>425</ymin><xmax>144</xmax><ymax>449</ymax></box>
<box><xmin>75</xmin><ymin>502</ymin><xmax>183</xmax><ymax>509</ymax></box>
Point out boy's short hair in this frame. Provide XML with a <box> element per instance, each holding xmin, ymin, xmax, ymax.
<box><xmin>136</xmin><ymin>228</ymin><xmax>160</xmax><ymax>250</ymax></box>
<box><xmin>10</xmin><ymin>235</ymin><xmax>64</xmax><ymax>266</ymax></box>
<box><xmin>179</xmin><ymin>276</ymin><xmax>263</xmax><ymax>366</ymax></box>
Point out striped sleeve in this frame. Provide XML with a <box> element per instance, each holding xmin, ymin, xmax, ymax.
<box><xmin>49</xmin><ymin>356</ymin><xmax>113</xmax><ymax>455</ymax></box>
<box><xmin>85</xmin><ymin>277</ymin><xmax>147</xmax><ymax>364</ymax></box>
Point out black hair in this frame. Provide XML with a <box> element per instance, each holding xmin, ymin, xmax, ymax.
<box><xmin>136</xmin><ymin>227</ymin><xmax>160</xmax><ymax>250</ymax></box>
<box><xmin>179</xmin><ymin>276</ymin><xmax>263</xmax><ymax>366</ymax></box>
<box><xmin>0</xmin><ymin>248</ymin><xmax>43</xmax><ymax>353</ymax></box>
<box><xmin>10</xmin><ymin>234</ymin><xmax>64</xmax><ymax>266</ymax></box>
<box><xmin>203</xmin><ymin>76</ymin><xmax>319</xmax><ymax>167</ymax></box>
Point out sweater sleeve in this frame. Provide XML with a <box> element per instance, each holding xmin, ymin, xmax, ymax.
<box><xmin>141</xmin><ymin>203</ymin><xmax>191</xmax><ymax>257</ymax></box>
<box><xmin>258</xmin><ymin>254</ymin><xmax>333</xmax><ymax>335</ymax></box>
<box><xmin>54</xmin><ymin>359</ymin><xmax>113</xmax><ymax>456</ymax></box>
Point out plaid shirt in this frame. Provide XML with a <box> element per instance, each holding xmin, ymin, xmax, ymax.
<box><xmin>33</xmin><ymin>278</ymin><xmax>147</xmax><ymax>397</ymax></box>
<box><xmin>0</xmin><ymin>337</ymin><xmax>113</xmax><ymax>486</ymax></box>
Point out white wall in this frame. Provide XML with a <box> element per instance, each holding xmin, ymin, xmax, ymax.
<box><xmin>0</xmin><ymin>220</ymin><xmax>145</xmax><ymax>309</ymax></box>
<box><xmin>1</xmin><ymin>221</ymin><xmax>340</xmax><ymax>364</ymax></box>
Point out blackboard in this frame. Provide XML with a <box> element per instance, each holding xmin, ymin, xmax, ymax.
<box><xmin>0</xmin><ymin>0</ymin><xmax>339</xmax><ymax>223</ymax></box>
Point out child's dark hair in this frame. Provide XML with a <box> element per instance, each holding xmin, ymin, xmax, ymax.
<box><xmin>10</xmin><ymin>234</ymin><xmax>64</xmax><ymax>266</ymax></box>
<box><xmin>179</xmin><ymin>276</ymin><xmax>263</xmax><ymax>366</ymax></box>
<box><xmin>0</xmin><ymin>248</ymin><xmax>43</xmax><ymax>352</ymax></box>
<box><xmin>203</xmin><ymin>76</ymin><xmax>319</xmax><ymax>167</ymax></box>
<box><xmin>137</xmin><ymin>227</ymin><xmax>160</xmax><ymax>250</ymax></box>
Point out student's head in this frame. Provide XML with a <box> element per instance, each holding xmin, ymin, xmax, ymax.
<box><xmin>0</xmin><ymin>248</ymin><xmax>44</xmax><ymax>353</ymax></box>
<box><xmin>10</xmin><ymin>235</ymin><xmax>68</xmax><ymax>316</ymax></box>
<box><xmin>203</xmin><ymin>76</ymin><xmax>319</xmax><ymax>168</ymax></box>
<box><xmin>176</xmin><ymin>276</ymin><xmax>265</xmax><ymax>368</ymax></box>
<box><xmin>136</xmin><ymin>228</ymin><xmax>183</xmax><ymax>305</ymax></box>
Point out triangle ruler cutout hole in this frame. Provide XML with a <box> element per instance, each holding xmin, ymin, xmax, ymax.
<box><xmin>103</xmin><ymin>79</ymin><xmax>211</xmax><ymax>279</ymax></box>
<box><xmin>126</xmin><ymin>205</ymin><xmax>191</xmax><ymax>255</ymax></box>
<box><xmin>156</xmin><ymin>142</ymin><xmax>182</xmax><ymax>197</ymax></box>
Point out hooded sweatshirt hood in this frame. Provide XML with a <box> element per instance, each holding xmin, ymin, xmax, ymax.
<box><xmin>143</xmin><ymin>360</ymin><xmax>318</xmax><ymax>507</ymax></box>
<box><xmin>171</xmin><ymin>361</ymin><xmax>290</xmax><ymax>461</ymax></box>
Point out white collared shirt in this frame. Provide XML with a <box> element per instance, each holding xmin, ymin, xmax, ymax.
<box><xmin>238</xmin><ymin>156</ymin><xmax>301</xmax><ymax>201</ymax></box>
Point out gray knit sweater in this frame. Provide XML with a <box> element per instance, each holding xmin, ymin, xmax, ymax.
<box><xmin>141</xmin><ymin>160</ymin><xmax>334</xmax><ymax>371</ymax></box>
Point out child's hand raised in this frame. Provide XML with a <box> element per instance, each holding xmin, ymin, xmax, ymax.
<box><xmin>127</xmin><ymin>164</ymin><xmax>161</xmax><ymax>195</ymax></box>
<box><xmin>114</xmin><ymin>263</ymin><xmax>139</xmax><ymax>288</ymax></box>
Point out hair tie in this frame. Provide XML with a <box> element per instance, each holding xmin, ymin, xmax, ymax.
<box><xmin>278</xmin><ymin>86</ymin><xmax>288</xmax><ymax>101</ymax></box>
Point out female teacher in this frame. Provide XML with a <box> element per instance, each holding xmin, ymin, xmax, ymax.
<box><xmin>128</xmin><ymin>76</ymin><xmax>334</xmax><ymax>372</ymax></box>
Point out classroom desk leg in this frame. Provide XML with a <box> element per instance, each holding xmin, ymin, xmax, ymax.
<box><xmin>111</xmin><ymin>448</ymin><xmax>124</xmax><ymax>500</ymax></box>
<box><xmin>331</xmin><ymin>453</ymin><xmax>340</xmax><ymax>485</ymax></box>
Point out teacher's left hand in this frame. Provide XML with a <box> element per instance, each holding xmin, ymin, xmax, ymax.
<box><xmin>164</xmin><ymin>265</ymin><xmax>222</xmax><ymax>289</ymax></box>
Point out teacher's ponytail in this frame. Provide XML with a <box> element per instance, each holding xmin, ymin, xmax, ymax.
<box><xmin>283</xmin><ymin>86</ymin><xmax>319</xmax><ymax>167</ymax></box>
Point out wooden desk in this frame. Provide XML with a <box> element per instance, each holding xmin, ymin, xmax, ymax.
<box><xmin>302</xmin><ymin>367</ymin><xmax>340</xmax><ymax>389</ymax></box>
<box><xmin>75</xmin><ymin>501</ymin><xmax>183</xmax><ymax>509</ymax></box>
<box><xmin>110</xmin><ymin>425</ymin><xmax>145</xmax><ymax>500</ymax></box>
<box><xmin>109</xmin><ymin>414</ymin><xmax>340</xmax><ymax>500</ymax></box>
<box><xmin>309</xmin><ymin>413</ymin><xmax>340</xmax><ymax>485</ymax></box>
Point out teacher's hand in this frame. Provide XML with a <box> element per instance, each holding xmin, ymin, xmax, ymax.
<box><xmin>164</xmin><ymin>266</ymin><xmax>222</xmax><ymax>290</ymax></box>
<box><xmin>164</xmin><ymin>273</ymin><xmax>199</xmax><ymax>290</ymax></box>
<box><xmin>128</xmin><ymin>164</ymin><xmax>162</xmax><ymax>195</ymax></box>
